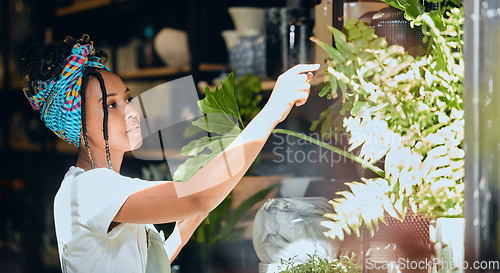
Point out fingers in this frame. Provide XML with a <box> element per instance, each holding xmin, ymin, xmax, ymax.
<box><xmin>287</xmin><ymin>64</ymin><xmax>320</xmax><ymax>74</ymax></box>
<box><xmin>293</xmin><ymin>82</ymin><xmax>311</xmax><ymax>91</ymax></box>
<box><xmin>306</xmin><ymin>72</ymin><xmax>313</xmax><ymax>82</ymax></box>
<box><xmin>296</xmin><ymin>74</ymin><xmax>308</xmax><ymax>82</ymax></box>
<box><xmin>293</xmin><ymin>82</ymin><xmax>311</xmax><ymax>107</ymax></box>
<box><xmin>294</xmin><ymin>89</ymin><xmax>310</xmax><ymax>106</ymax></box>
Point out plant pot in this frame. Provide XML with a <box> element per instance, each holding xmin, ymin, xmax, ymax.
<box><xmin>228</xmin><ymin>7</ymin><xmax>266</xmax><ymax>37</ymax></box>
<box><xmin>221</xmin><ymin>30</ymin><xmax>239</xmax><ymax>52</ymax></box>
<box><xmin>154</xmin><ymin>28</ymin><xmax>190</xmax><ymax>67</ymax></box>
<box><xmin>252</xmin><ymin>197</ymin><xmax>340</xmax><ymax>273</ymax></box>
<box><xmin>229</xmin><ymin>35</ymin><xmax>266</xmax><ymax>78</ymax></box>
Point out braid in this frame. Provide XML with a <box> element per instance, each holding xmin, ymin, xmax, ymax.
<box><xmin>88</xmin><ymin>70</ymin><xmax>112</xmax><ymax>169</ymax></box>
<box><xmin>80</xmin><ymin>68</ymin><xmax>96</xmax><ymax>169</ymax></box>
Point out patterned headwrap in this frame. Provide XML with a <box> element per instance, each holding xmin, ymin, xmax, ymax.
<box><xmin>24</xmin><ymin>42</ymin><xmax>110</xmax><ymax>147</ymax></box>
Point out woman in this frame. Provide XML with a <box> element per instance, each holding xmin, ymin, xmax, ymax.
<box><xmin>22</xmin><ymin>35</ymin><xmax>319</xmax><ymax>273</ymax></box>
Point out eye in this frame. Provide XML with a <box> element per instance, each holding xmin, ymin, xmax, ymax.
<box><xmin>108</xmin><ymin>102</ymin><xmax>117</xmax><ymax>109</ymax></box>
<box><xmin>126</xmin><ymin>97</ymin><xmax>133</xmax><ymax>103</ymax></box>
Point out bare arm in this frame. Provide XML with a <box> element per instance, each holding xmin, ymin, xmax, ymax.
<box><xmin>113</xmin><ymin>64</ymin><xmax>319</xmax><ymax>224</ymax></box>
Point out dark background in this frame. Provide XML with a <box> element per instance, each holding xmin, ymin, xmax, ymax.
<box><xmin>0</xmin><ymin>0</ymin><xmax>362</xmax><ymax>272</ymax></box>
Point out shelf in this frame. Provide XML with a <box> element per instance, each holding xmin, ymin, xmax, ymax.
<box><xmin>12</xmin><ymin>80</ymin><xmax>26</xmax><ymax>91</ymax></box>
<box><xmin>55</xmin><ymin>139</ymin><xmax>79</xmax><ymax>154</ymax></box>
<box><xmin>0</xmin><ymin>80</ymin><xmax>26</xmax><ymax>92</ymax></box>
<box><xmin>198</xmin><ymin>63</ymin><xmax>228</xmax><ymax>72</ymax></box>
<box><xmin>118</xmin><ymin>65</ymin><xmax>191</xmax><ymax>80</ymax></box>
<box><xmin>118</xmin><ymin>63</ymin><xmax>226</xmax><ymax>81</ymax></box>
<box><xmin>55</xmin><ymin>0</ymin><xmax>114</xmax><ymax>17</ymax></box>
<box><xmin>9</xmin><ymin>140</ymin><xmax>43</xmax><ymax>152</ymax></box>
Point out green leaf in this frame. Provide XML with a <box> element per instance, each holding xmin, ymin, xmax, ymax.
<box><xmin>379</xmin><ymin>0</ymin><xmax>425</xmax><ymax>21</ymax></box>
<box><xmin>174</xmin><ymin>126</ymin><xmax>241</xmax><ymax>182</ymax></box>
<box><xmin>173</xmin><ymin>153</ymin><xmax>216</xmax><ymax>182</ymax></box>
<box><xmin>351</xmin><ymin>100</ymin><xmax>367</xmax><ymax>116</ymax></box>
<box><xmin>198</xmin><ymin>69</ymin><xmax>242</xmax><ymax>125</ymax></box>
<box><xmin>182</xmin><ymin>123</ymin><xmax>204</xmax><ymax>139</ymax></box>
<box><xmin>318</xmin><ymin>80</ymin><xmax>331</xmax><ymax>97</ymax></box>
<box><xmin>234</xmin><ymin>74</ymin><xmax>262</xmax><ymax>125</ymax></box>
<box><xmin>329</xmin><ymin>73</ymin><xmax>338</xmax><ymax>99</ymax></box>
<box><xmin>310</xmin><ymin>37</ymin><xmax>346</xmax><ymax>64</ymax></box>
<box><xmin>208</xmin><ymin>194</ymin><xmax>232</xmax><ymax>243</ymax></box>
<box><xmin>370</xmin><ymin>37</ymin><xmax>388</xmax><ymax>50</ymax></box>
<box><xmin>328</xmin><ymin>25</ymin><xmax>355</xmax><ymax>55</ymax></box>
<box><xmin>192</xmin><ymin>113</ymin><xmax>240</xmax><ymax>135</ymax></box>
<box><xmin>175</xmin><ymin>69</ymin><xmax>246</xmax><ymax>182</ymax></box>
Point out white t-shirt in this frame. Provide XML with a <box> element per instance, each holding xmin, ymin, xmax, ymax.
<box><xmin>54</xmin><ymin>166</ymin><xmax>166</xmax><ymax>273</ymax></box>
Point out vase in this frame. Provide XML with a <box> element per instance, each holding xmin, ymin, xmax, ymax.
<box><xmin>430</xmin><ymin>218</ymin><xmax>465</xmax><ymax>273</ymax></box>
<box><xmin>370</xmin><ymin>7</ymin><xmax>426</xmax><ymax>52</ymax></box>
<box><xmin>153</xmin><ymin>28</ymin><xmax>190</xmax><ymax>67</ymax></box>
<box><xmin>228</xmin><ymin>7</ymin><xmax>266</xmax><ymax>37</ymax></box>
<box><xmin>252</xmin><ymin>197</ymin><xmax>339</xmax><ymax>273</ymax></box>
<box><xmin>229</xmin><ymin>35</ymin><xmax>266</xmax><ymax>78</ymax></box>
<box><xmin>221</xmin><ymin>30</ymin><xmax>239</xmax><ymax>52</ymax></box>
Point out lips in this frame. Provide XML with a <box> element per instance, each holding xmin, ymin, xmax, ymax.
<box><xmin>126</xmin><ymin>124</ymin><xmax>141</xmax><ymax>133</ymax></box>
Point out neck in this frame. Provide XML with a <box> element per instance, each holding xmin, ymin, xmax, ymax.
<box><xmin>76</xmin><ymin>146</ymin><xmax>124</xmax><ymax>173</ymax></box>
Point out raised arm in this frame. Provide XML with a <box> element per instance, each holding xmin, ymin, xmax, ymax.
<box><xmin>113</xmin><ymin>64</ymin><xmax>319</xmax><ymax>224</ymax></box>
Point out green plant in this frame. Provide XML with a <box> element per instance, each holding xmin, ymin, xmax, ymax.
<box><xmin>173</xmin><ymin>0</ymin><xmax>465</xmax><ymax>244</ymax></box>
<box><xmin>278</xmin><ymin>253</ymin><xmax>362</xmax><ymax>273</ymax></box>
<box><xmin>192</xmin><ymin>183</ymin><xmax>279</xmax><ymax>244</ymax></box>
<box><xmin>234</xmin><ymin>73</ymin><xmax>263</xmax><ymax>126</ymax></box>
<box><xmin>172</xmin><ymin>70</ymin><xmax>267</xmax><ymax>243</ymax></box>
<box><xmin>173</xmin><ymin>70</ymin><xmax>262</xmax><ymax>182</ymax></box>
<box><xmin>308</xmin><ymin>0</ymin><xmax>464</xmax><ymax>240</ymax></box>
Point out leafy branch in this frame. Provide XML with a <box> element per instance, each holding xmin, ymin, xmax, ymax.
<box><xmin>310</xmin><ymin>2</ymin><xmax>464</xmax><ymax>240</ymax></box>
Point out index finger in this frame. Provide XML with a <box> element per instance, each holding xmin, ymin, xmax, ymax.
<box><xmin>288</xmin><ymin>64</ymin><xmax>321</xmax><ymax>74</ymax></box>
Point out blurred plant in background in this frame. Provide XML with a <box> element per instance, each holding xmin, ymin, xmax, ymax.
<box><xmin>278</xmin><ymin>253</ymin><xmax>362</xmax><ymax>273</ymax></box>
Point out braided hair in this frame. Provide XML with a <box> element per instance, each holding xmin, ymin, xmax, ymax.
<box><xmin>22</xmin><ymin>35</ymin><xmax>112</xmax><ymax>169</ymax></box>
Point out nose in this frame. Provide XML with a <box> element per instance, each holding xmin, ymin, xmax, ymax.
<box><xmin>124</xmin><ymin>102</ymin><xmax>140</xmax><ymax>121</ymax></box>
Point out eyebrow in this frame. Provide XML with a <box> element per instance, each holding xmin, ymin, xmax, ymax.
<box><xmin>99</xmin><ymin>87</ymin><xmax>130</xmax><ymax>102</ymax></box>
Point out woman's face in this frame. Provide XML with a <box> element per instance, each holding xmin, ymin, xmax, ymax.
<box><xmin>82</xmin><ymin>70</ymin><xmax>142</xmax><ymax>152</ymax></box>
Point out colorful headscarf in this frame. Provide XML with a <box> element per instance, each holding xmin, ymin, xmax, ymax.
<box><xmin>24</xmin><ymin>43</ymin><xmax>110</xmax><ymax>147</ymax></box>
